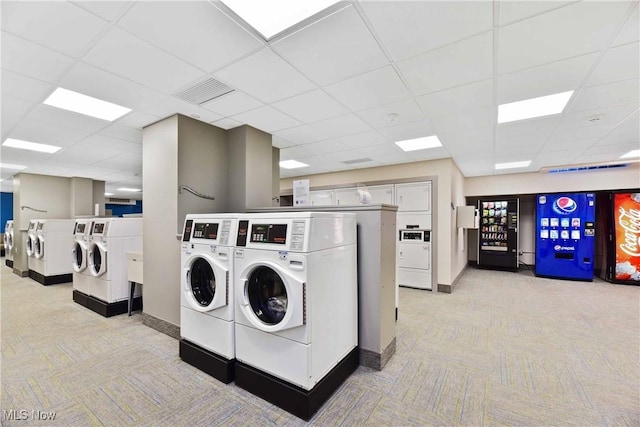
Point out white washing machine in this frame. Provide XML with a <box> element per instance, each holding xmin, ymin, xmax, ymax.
<box><xmin>179</xmin><ymin>213</ymin><xmax>239</xmax><ymax>383</ymax></box>
<box><xmin>30</xmin><ymin>219</ymin><xmax>75</xmax><ymax>285</ymax></box>
<box><xmin>233</xmin><ymin>212</ymin><xmax>359</xmax><ymax>421</ymax></box>
<box><xmin>26</xmin><ymin>220</ymin><xmax>41</xmax><ymax>274</ymax></box>
<box><xmin>4</xmin><ymin>220</ymin><xmax>14</xmax><ymax>268</ymax></box>
<box><xmin>85</xmin><ymin>218</ymin><xmax>142</xmax><ymax>317</ymax></box>
<box><xmin>397</xmin><ymin>229</ymin><xmax>432</xmax><ymax>290</ymax></box>
<box><xmin>71</xmin><ymin>219</ymin><xmax>94</xmax><ymax>297</ymax></box>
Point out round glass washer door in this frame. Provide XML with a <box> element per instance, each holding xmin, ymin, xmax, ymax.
<box><xmin>185</xmin><ymin>255</ymin><xmax>226</xmax><ymax>312</ymax></box>
<box><xmin>72</xmin><ymin>241</ymin><xmax>86</xmax><ymax>272</ymax></box>
<box><xmin>246</xmin><ymin>266</ymin><xmax>290</xmax><ymax>325</ymax></box>
<box><xmin>26</xmin><ymin>235</ymin><xmax>34</xmax><ymax>256</ymax></box>
<box><xmin>34</xmin><ymin>236</ymin><xmax>44</xmax><ymax>259</ymax></box>
<box><xmin>89</xmin><ymin>243</ymin><xmax>107</xmax><ymax>277</ymax></box>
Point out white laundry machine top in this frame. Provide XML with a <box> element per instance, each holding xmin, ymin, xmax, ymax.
<box><xmin>37</xmin><ymin>219</ymin><xmax>75</xmax><ymax>235</ymax></box>
<box><xmin>182</xmin><ymin>213</ymin><xmax>239</xmax><ymax>247</ymax></box>
<box><xmin>73</xmin><ymin>219</ymin><xmax>93</xmax><ymax>238</ymax></box>
<box><xmin>235</xmin><ymin>212</ymin><xmax>356</xmax><ymax>253</ymax></box>
<box><xmin>90</xmin><ymin>217</ymin><xmax>142</xmax><ymax>239</ymax></box>
<box><xmin>27</xmin><ymin>219</ymin><xmax>39</xmax><ymax>233</ymax></box>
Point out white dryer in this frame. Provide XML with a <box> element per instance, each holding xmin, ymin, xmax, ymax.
<box><xmin>4</xmin><ymin>220</ymin><xmax>14</xmax><ymax>268</ymax></box>
<box><xmin>85</xmin><ymin>218</ymin><xmax>142</xmax><ymax>317</ymax></box>
<box><xmin>233</xmin><ymin>212</ymin><xmax>359</xmax><ymax>421</ymax></box>
<box><xmin>30</xmin><ymin>219</ymin><xmax>75</xmax><ymax>285</ymax></box>
<box><xmin>179</xmin><ymin>214</ymin><xmax>239</xmax><ymax>383</ymax></box>
<box><xmin>71</xmin><ymin>219</ymin><xmax>94</xmax><ymax>300</ymax></box>
<box><xmin>26</xmin><ymin>220</ymin><xmax>41</xmax><ymax>274</ymax></box>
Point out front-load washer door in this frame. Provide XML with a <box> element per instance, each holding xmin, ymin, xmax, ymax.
<box><xmin>72</xmin><ymin>241</ymin><xmax>88</xmax><ymax>273</ymax></box>
<box><xmin>7</xmin><ymin>232</ymin><xmax>13</xmax><ymax>251</ymax></box>
<box><xmin>34</xmin><ymin>235</ymin><xmax>44</xmax><ymax>259</ymax></box>
<box><xmin>88</xmin><ymin>242</ymin><xmax>107</xmax><ymax>277</ymax></box>
<box><xmin>26</xmin><ymin>235</ymin><xmax>35</xmax><ymax>257</ymax></box>
<box><xmin>3</xmin><ymin>232</ymin><xmax>7</xmax><ymax>248</ymax></box>
<box><xmin>184</xmin><ymin>254</ymin><xmax>228</xmax><ymax>312</ymax></box>
<box><xmin>238</xmin><ymin>261</ymin><xmax>305</xmax><ymax>333</ymax></box>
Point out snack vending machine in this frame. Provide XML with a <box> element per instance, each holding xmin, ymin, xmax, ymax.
<box><xmin>535</xmin><ymin>193</ymin><xmax>596</xmax><ymax>281</ymax></box>
<box><xmin>607</xmin><ymin>192</ymin><xmax>640</xmax><ymax>285</ymax></box>
<box><xmin>477</xmin><ymin>198</ymin><xmax>519</xmax><ymax>270</ymax></box>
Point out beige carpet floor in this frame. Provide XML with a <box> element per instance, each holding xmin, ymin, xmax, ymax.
<box><xmin>1</xmin><ymin>263</ymin><xmax>639</xmax><ymax>426</ymax></box>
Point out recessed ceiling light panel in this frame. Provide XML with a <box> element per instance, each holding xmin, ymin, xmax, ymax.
<box><xmin>0</xmin><ymin>162</ymin><xmax>28</xmax><ymax>171</ymax></box>
<box><xmin>498</xmin><ymin>91</ymin><xmax>573</xmax><ymax>124</ymax></box>
<box><xmin>279</xmin><ymin>160</ymin><xmax>309</xmax><ymax>169</ymax></box>
<box><xmin>394</xmin><ymin>135</ymin><xmax>442</xmax><ymax>152</ymax></box>
<box><xmin>44</xmin><ymin>88</ymin><xmax>131</xmax><ymax>121</ymax></box>
<box><xmin>117</xmin><ymin>187</ymin><xmax>142</xmax><ymax>192</ymax></box>
<box><xmin>220</xmin><ymin>0</ymin><xmax>340</xmax><ymax>39</ymax></box>
<box><xmin>2</xmin><ymin>138</ymin><xmax>61</xmax><ymax>153</ymax></box>
<box><xmin>620</xmin><ymin>149</ymin><xmax>640</xmax><ymax>159</ymax></box>
<box><xmin>104</xmin><ymin>192</ymin><xmax>114</xmax><ymax>196</ymax></box>
<box><xmin>495</xmin><ymin>160</ymin><xmax>532</xmax><ymax>170</ymax></box>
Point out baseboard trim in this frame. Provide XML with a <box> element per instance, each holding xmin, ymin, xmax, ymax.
<box><xmin>141</xmin><ymin>313</ymin><xmax>180</xmax><ymax>340</ymax></box>
<box><xmin>360</xmin><ymin>337</ymin><xmax>396</xmax><ymax>371</ymax></box>
<box><xmin>179</xmin><ymin>339</ymin><xmax>235</xmax><ymax>384</ymax></box>
<box><xmin>72</xmin><ymin>290</ymin><xmax>142</xmax><ymax>317</ymax></box>
<box><xmin>28</xmin><ymin>270</ymin><xmax>72</xmax><ymax>286</ymax></box>
<box><xmin>13</xmin><ymin>267</ymin><xmax>28</xmax><ymax>277</ymax></box>
<box><xmin>5</xmin><ymin>259</ymin><xmax>13</xmax><ymax>268</ymax></box>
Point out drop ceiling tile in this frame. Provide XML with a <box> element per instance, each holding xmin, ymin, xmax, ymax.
<box><xmin>53</xmin><ymin>141</ymin><xmax>124</xmax><ymax>166</ymax></box>
<box><xmin>406</xmin><ymin>146</ymin><xmax>451</xmax><ymax>162</ymax></box>
<box><xmin>201</xmin><ymin>92</ymin><xmax>264</xmax><ymax>117</ymax></box>
<box><xmin>569</xmin><ymin>79</ymin><xmax>639</xmax><ymax>113</ymax></box>
<box><xmin>454</xmin><ymin>159</ymin><xmax>495</xmax><ymax>177</ymax></box>
<box><xmin>377</xmin><ymin>120</ymin><xmax>437</xmax><ymax>142</ymax></box>
<box><xmin>210</xmin><ymin>118</ymin><xmax>243</xmax><ymax>130</ymax></box>
<box><xmin>273</xmin><ymin>125</ymin><xmax>329</xmax><ymax>145</ymax></box>
<box><xmin>271</xmin><ymin>5</ymin><xmax>388</xmax><ymax>85</ymax></box>
<box><xmin>594</xmin><ymin>112</ymin><xmax>639</xmax><ymax>146</ymax></box>
<box><xmin>580</xmin><ymin>142</ymin><xmax>639</xmax><ymax>158</ymax></box>
<box><xmin>547</xmin><ymin>123</ymin><xmax>619</xmax><ymax>142</ymax></box>
<box><xmin>149</xmin><ymin>96</ymin><xmax>224</xmax><ymax>124</ymax></box>
<box><xmin>309</xmin><ymin>114</ymin><xmax>371</xmax><ymax>139</ymax></box>
<box><xmin>98</xmin><ymin>152</ymin><xmax>143</xmax><ymax>170</ymax></box>
<box><xmin>541</xmin><ymin>137</ymin><xmax>599</xmax><ymax>152</ymax></box>
<box><xmin>60</xmin><ymin>62</ymin><xmax>165</xmax><ymax>115</ymax></box>
<box><xmin>416</xmin><ymin>79</ymin><xmax>493</xmax><ymax>119</ymax></box>
<box><xmin>117</xmin><ymin>1</ymin><xmax>262</xmax><ymax>72</ymax></box>
<box><xmin>71</xmin><ymin>1</ymin><xmax>130</xmax><ymax>22</ymax></box>
<box><xmin>83</xmin><ymin>27</ymin><xmax>204</xmax><ymax>93</ymax></box>
<box><xmin>498</xmin><ymin>1</ymin><xmax>577</xmax><ymax>26</ymax></box>
<box><xmin>97</xmin><ymin>124</ymin><xmax>142</xmax><ymax>144</ymax></box>
<box><xmin>214</xmin><ymin>48</ymin><xmax>316</xmax><ymax>103</ymax></box>
<box><xmin>71</xmin><ymin>165</ymin><xmax>123</xmax><ymax>179</ymax></box>
<box><xmin>496</xmin><ymin>115</ymin><xmax>560</xmax><ymax>139</ymax></box>
<box><xmin>1</xmin><ymin>96</ymin><xmax>34</xmax><ymax>135</ymax></box>
<box><xmin>301</xmin><ymin>139</ymin><xmax>350</xmax><ymax>156</ymax></box>
<box><xmin>498</xmin><ymin>1</ymin><xmax>632</xmax><ymax>74</ymax></box>
<box><xmin>27</xmin><ymin>104</ymin><xmax>111</xmax><ymax>133</ymax></box>
<box><xmin>272</xmin><ymin>89</ymin><xmax>349</xmax><ymax>123</ymax></box>
<box><xmin>116</xmin><ymin>112</ymin><xmax>161</xmax><ymax>129</ymax></box>
<box><xmin>2</xmin><ymin>1</ymin><xmax>108</xmax><ymax>57</ymax></box>
<box><xmin>337</xmin><ymin>131</ymin><xmax>388</xmax><ymax>149</ymax></box>
<box><xmin>231</xmin><ymin>106</ymin><xmax>301</xmax><ymax>133</ymax></box>
<box><xmin>1</xmin><ymin>147</ymin><xmax>53</xmax><ymax>165</ymax></box>
<box><xmin>2</xmin><ymin>70</ymin><xmax>53</xmax><ymax>103</ymax></box>
<box><xmin>356</xmin><ymin>99</ymin><xmax>425</xmax><ymax>129</ymax></box>
<box><xmin>356</xmin><ymin>143</ymin><xmax>411</xmax><ymax>161</ymax></box>
<box><xmin>440</xmin><ymin>128</ymin><xmax>494</xmax><ymax>156</ymax></box>
<box><xmin>1</xmin><ymin>32</ymin><xmax>74</xmax><ymax>83</ymax></box>
<box><xmin>557</xmin><ymin>102</ymin><xmax>639</xmax><ymax>130</ymax></box>
<box><xmin>531</xmin><ymin>149</ymin><xmax>580</xmax><ymax>169</ymax></box>
<box><xmin>280</xmin><ymin>145</ymin><xmax>315</xmax><ymax>160</ymax></box>
<box><xmin>10</xmin><ymin>118</ymin><xmax>93</xmax><ymax>147</ymax></box>
<box><xmin>497</xmin><ymin>53</ymin><xmax>598</xmax><ymax>104</ymax></box>
<box><xmin>586</xmin><ymin>42</ymin><xmax>640</xmax><ymax>86</ymax></box>
<box><xmin>324</xmin><ymin>66</ymin><xmax>410</xmax><ymax>112</ymax></box>
<box><xmin>397</xmin><ymin>32</ymin><xmax>493</xmax><ymax>95</ymax></box>
<box><xmin>272</xmin><ymin>136</ymin><xmax>295</xmax><ymax>149</ymax></box>
<box><xmin>612</xmin><ymin>3</ymin><xmax>639</xmax><ymax>46</ymax></box>
<box><xmin>360</xmin><ymin>0</ymin><xmax>492</xmax><ymax>61</ymax></box>
<box><xmin>431</xmin><ymin>107</ymin><xmax>494</xmax><ymax>134</ymax></box>
<box><xmin>330</xmin><ymin>149</ymin><xmax>370</xmax><ymax>163</ymax></box>
<box><xmin>495</xmin><ymin>132</ymin><xmax>548</xmax><ymax>150</ymax></box>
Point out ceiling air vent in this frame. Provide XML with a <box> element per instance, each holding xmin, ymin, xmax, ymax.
<box><xmin>105</xmin><ymin>197</ymin><xmax>136</xmax><ymax>205</ymax></box>
<box><xmin>173</xmin><ymin>77</ymin><xmax>234</xmax><ymax>105</ymax></box>
<box><xmin>342</xmin><ymin>158</ymin><xmax>372</xmax><ymax>165</ymax></box>
<box><xmin>541</xmin><ymin>162</ymin><xmax>628</xmax><ymax>174</ymax></box>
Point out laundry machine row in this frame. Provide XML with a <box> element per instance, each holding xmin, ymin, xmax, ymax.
<box><xmin>28</xmin><ymin>219</ymin><xmax>75</xmax><ymax>285</ymax></box>
<box><xmin>73</xmin><ymin>218</ymin><xmax>143</xmax><ymax>317</ymax></box>
<box><xmin>4</xmin><ymin>220</ymin><xmax>14</xmax><ymax>268</ymax></box>
<box><xmin>179</xmin><ymin>212</ymin><xmax>359</xmax><ymax>421</ymax></box>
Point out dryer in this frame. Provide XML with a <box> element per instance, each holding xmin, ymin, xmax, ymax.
<box><xmin>84</xmin><ymin>218</ymin><xmax>142</xmax><ymax>317</ymax></box>
<box><xmin>71</xmin><ymin>219</ymin><xmax>94</xmax><ymax>303</ymax></box>
<box><xmin>26</xmin><ymin>220</ymin><xmax>41</xmax><ymax>274</ymax></box>
<box><xmin>30</xmin><ymin>219</ymin><xmax>75</xmax><ymax>285</ymax></box>
<box><xmin>4</xmin><ymin>220</ymin><xmax>14</xmax><ymax>268</ymax></box>
<box><xmin>179</xmin><ymin>214</ymin><xmax>239</xmax><ymax>383</ymax></box>
<box><xmin>397</xmin><ymin>229</ymin><xmax>432</xmax><ymax>290</ymax></box>
<box><xmin>233</xmin><ymin>212</ymin><xmax>359</xmax><ymax>421</ymax></box>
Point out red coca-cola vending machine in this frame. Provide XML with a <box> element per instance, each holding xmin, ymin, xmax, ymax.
<box><xmin>607</xmin><ymin>192</ymin><xmax>640</xmax><ymax>285</ymax></box>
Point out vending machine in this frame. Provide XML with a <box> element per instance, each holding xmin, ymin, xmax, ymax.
<box><xmin>607</xmin><ymin>192</ymin><xmax>640</xmax><ymax>285</ymax></box>
<box><xmin>535</xmin><ymin>193</ymin><xmax>596</xmax><ymax>280</ymax></box>
<box><xmin>477</xmin><ymin>198</ymin><xmax>519</xmax><ymax>270</ymax></box>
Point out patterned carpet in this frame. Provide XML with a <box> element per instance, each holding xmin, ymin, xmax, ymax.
<box><xmin>1</xmin><ymin>262</ymin><xmax>639</xmax><ymax>426</ymax></box>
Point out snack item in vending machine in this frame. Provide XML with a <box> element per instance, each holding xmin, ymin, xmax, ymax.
<box><xmin>614</xmin><ymin>193</ymin><xmax>640</xmax><ymax>282</ymax></box>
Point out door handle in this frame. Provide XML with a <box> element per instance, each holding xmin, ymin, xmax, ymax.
<box><xmin>241</xmin><ymin>279</ymin><xmax>249</xmax><ymax>306</ymax></box>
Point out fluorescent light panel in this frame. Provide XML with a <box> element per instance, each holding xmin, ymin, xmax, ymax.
<box><xmin>220</xmin><ymin>0</ymin><xmax>340</xmax><ymax>39</ymax></box>
<box><xmin>621</xmin><ymin>149</ymin><xmax>640</xmax><ymax>159</ymax></box>
<box><xmin>280</xmin><ymin>160</ymin><xmax>309</xmax><ymax>169</ymax></box>
<box><xmin>495</xmin><ymin>160</ymin><xmax>531</xmax><ymax>170</ymax></box>
<box><xmin>2</xmin><ymin>138</ymin><xmax>61</xmax><ymax>153</ymax></box>
<box><xmin>394</xmin><ymin>135</ymin><xmax>442</xmax><ymax>152</ymax></box>
<box><xmin>498</xmin><ymin>91</ymin><xmax>574</xmax><ymax>124</ymax></box>
<box><xmin>117</xmin><ymin>187</ymin><xmax>141</xmax><ymax>192</ymax></box>
<box><xmin>44</xmin><ymin>88</ymin><xmax>131</xmax><ymax>121</ymax></box>
<box><xmin>0</xmin><ymin>162</ymin><xmax>27</xmax><ymax>170</ymax></box>
<box><xmin>104</xmin><ymin>192</ymin><xmax>114</xmax><ymax>196</ymax></box>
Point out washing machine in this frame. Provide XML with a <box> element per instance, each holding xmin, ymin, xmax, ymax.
<box><xmin>71</xmin><ymin>219</ymin><xmax>94</xmax><ymax>303</ymax></box>
<box><xmin>233</xmin><ymin>212</ymin><xmax>359</xmax><ymax>420</ymax></box>
<box><xmin>29</xmin><ymin>219</ymin><xmax>75</xmax><ymax>285</ymax></box>
<box><xmin>397</xmin><ymin>229</ymin><xmax>432</xmax><ymax>290</ymax></box>
<box><xmin>4</xmin><ymin>220</ymin><xmax>14</xmax><ymax>268</ymax></box>
<box><xmin>25</xmin><ymin>220</ymin><xmax>41</xmax><ymax>274</ymax></box>
<box><xmin>179</xmin><ymin>213</ymin><xmax>239</xmax><ymax>383</ymax></box>
<box><xmin>84</xmin><ymin>218</ymin><xmax>143</xmax><ymax>317</ymax></box>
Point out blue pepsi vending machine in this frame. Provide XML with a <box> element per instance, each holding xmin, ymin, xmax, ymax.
<box><xmin>535</xmin><ymin>193</ymin><xmax>596</xmax><ymax>280</ymax></box>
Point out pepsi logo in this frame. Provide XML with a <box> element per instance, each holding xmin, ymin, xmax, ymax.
<box><xmin>554</xmin><ymin>245</ymin><xmax>561</xmax><ymax>250</ymax></box>
<box><xmin>553</xmin><ymin>196</ymin><xmax>577</xmax><ymax>215</ymax></box>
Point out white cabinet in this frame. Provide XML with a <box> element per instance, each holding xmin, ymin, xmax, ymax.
<box><xmin>309</xmin><ymin>190</ymin><xmax>334</xmax><ymax>206</ymax></box>
<box><xmin>334</xmin><ymin>187</ymin><xmax>360</xmax><ymax>206</ymax></box>
<box><xmin>335</xmin><ymin>185</ymin><xmax>394</xmax><ymax>205</ymax></box>
<box><xmin>366</xmin><ymin>184</ymin><xmax>394</xmax><ymax>204</ymax></box>
<box><xmin>395</xmin><ymin>181</ymin><xmax>431</xmax><ymax>212</ymax></box>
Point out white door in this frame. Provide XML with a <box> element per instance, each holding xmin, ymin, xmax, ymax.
<box><xmin>395</xmin><ymin>181</ymin><xmax>432</xmax><ymax>212</ymax></box>
<box><xmin>183</xmin><ymin>254</ymin><xmax>228</xmax><ymax>312</ymax></box>
<box><xmin>309</xmin><ymin>190</ymin><xmax>334</xmax><ymax>206</ymax></box>
<box><xmin>334</xmin><ymin>187</ymin><xmax>360</xmax><ymax>206</ymax></box>
<box><xmin>88</xmin><ymin>242</ymin><xmax>108</xmax><ymax>277</ymax></box>
<box><xmin>398</xmin><ymin>243</ymin><xmax>430</xmax><ymax>270</ymax></box>
<box><xmin>72</xmin><ymin>241</ymin><xmax>88</xmax><ymax>272</ymax></box>
<box><xmin>367</xmin><ymin>184</ymin><xmax>394</xmax><ymax>204</ymax></box>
